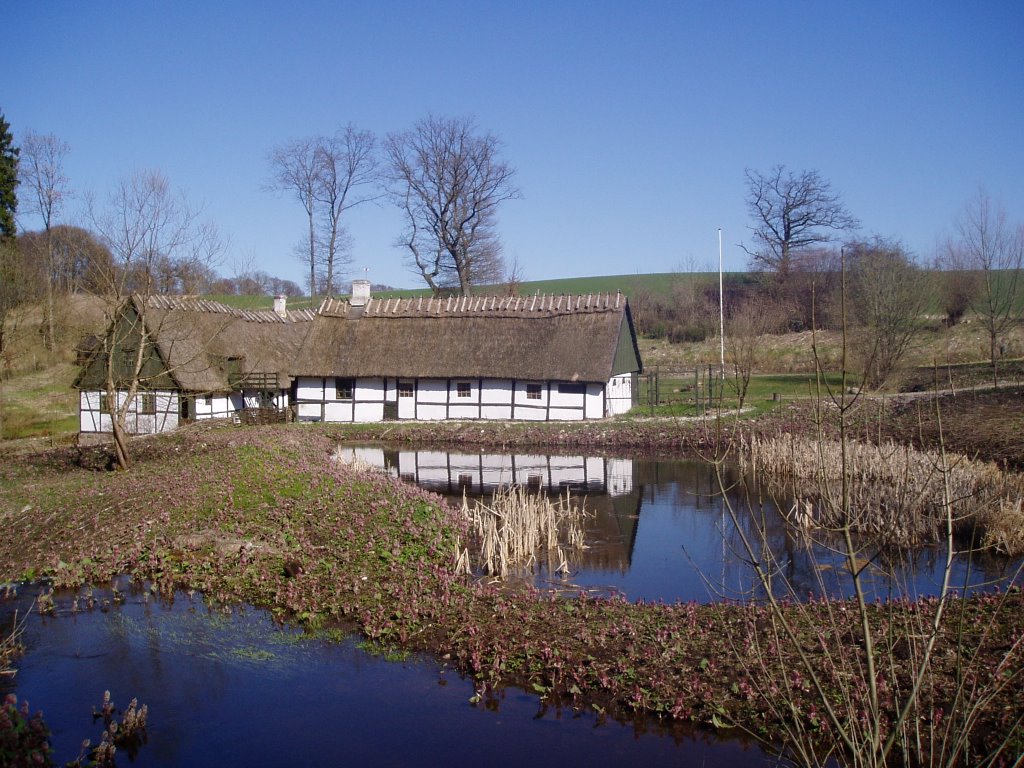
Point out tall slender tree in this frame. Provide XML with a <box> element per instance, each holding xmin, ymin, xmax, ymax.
<box><xmin>268</xmin><ymin>137</ymin><xmax>319</xmax><ymax>299</ymax></box>
<box><xmin>312</xmin><ymin>125</ymin><xmax>379</xmax><ymax>297</ymax></box>
<box><xmin>88</xmin><ymin>170</ymin><xmax>223</xmax><ymax>469</ymax></box>
<box><xmin>0</xmin><ymin>111</ymin><xmax>18</xmax><ymax>241</ymax></box>
<box><xmin>19</xmin><ymin>131</ymin><xmax>71</xmax><ymax>349</ymax></box>
<box><xmin>268</xmin><ymin>126</ymin><xmax>378</xmax><ymax>299</ymax></box>
<box><xmin>952</xmin><ymin>190</ymin><xmax>1023</xmax><ymax>385</ymax></box>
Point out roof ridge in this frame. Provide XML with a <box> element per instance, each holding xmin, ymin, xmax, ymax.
<box><xmin>140</xmin><ymin>294</ymin><xmax>316</xmax><ymax>323</ymax></box>
<box><xmin>320</xmin><ymin>291</ymin><xmax>626</xmax><ymax>318</ymax></box>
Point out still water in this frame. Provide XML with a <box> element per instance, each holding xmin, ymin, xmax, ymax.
<box><xmin>6</xmin><ymin>448</ymin><xmax>1019</xmax><ymax>767</ymax></box>
<box><xmin>2</xmin><ymin>580</ymin><xmax>767</xmax><ymax>767</ymax></box>
<box><xmin>340</xmin><ymin>446</ymin><xmax>1023</xmax><ymax>603</ymax></box>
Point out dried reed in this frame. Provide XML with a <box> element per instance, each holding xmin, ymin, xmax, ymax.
<box><xmin>741</xmin><ymin>433</ymin><xmax>1024</xmax><ymax>553</ymax></box>
<box><xmin>460</xmin><ymin>486</ymin><xmax>590</xmax><ymax>578</ymax></box>
<box><xmin>0</xmin><ymin>606</ymin><xmax>27</xmax><ymax>678</ymax></box>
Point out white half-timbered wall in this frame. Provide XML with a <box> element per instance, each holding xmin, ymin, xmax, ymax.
<box><xmin>297</xmin><ymin>376</ymin><xmax>623</xmax><ymax>422</ymax></box>
<box><xmin>79</xmin><ymin>390</ymin><xmax>179</xmax><ymax>434</ymax></box>
<box><xmin>294</xmin><ymin>377</ymin><xmax>385</xmax><ymax>422</ymax></box>
<box><xmin>81</xmin><ymin>388</ymin><xmax>291</xmax><ymax>434</ymax></box>
<box><xmin>191</xmin><ymin>390</ymin><xmax>290</xmax><ymax>420</ymax></box>
<box><xmin>379</xmin><ymin>377</ymin><xmax>608</xmax><ymax>421</ymax></box>
<box><xmin>81</xmin><ymin>375</ymin><xmax>632</xmax><ymax>433</ymax></box>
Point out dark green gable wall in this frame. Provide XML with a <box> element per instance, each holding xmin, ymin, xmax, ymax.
<box><xmin>73</xmin><ymin>303</ymin><xmax>177</xmax><ymax>391</ymax></box>
<box><xmin>610</xmin><ymin>307</ymin><xmax>643</xmax><ymax>377</ymax></box>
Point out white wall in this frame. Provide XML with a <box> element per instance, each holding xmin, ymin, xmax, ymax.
<box><xmin>295</xmin><ymin>376</ymin><xmax>385</xmax><ymax>423</ymax></box>
<box><xmin>379</xmin><ymin>379</ymin><xmax>606</xmax><ymax>422</ymax></box>
<box><xmin>605</xmin><ymin>374</ymin><xmax>633</xmax><ymax>416</ymax></box>
<box><xmin>79</xmin><ymin>390</ymin><xmax>179</xmax><ymax>434</ymax></box>
<box><xmin>194</xmin><ymin>394</ymin><xmax>236</xmax><ymax>420</ymax></box>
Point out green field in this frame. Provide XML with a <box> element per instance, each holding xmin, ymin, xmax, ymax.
<box><xmin>212</xmin><ymin>272</ymin><xmax>754</xmax><ymax>307</ymax></box>
<box><xmin>634</xmin><ymin>370</ymin><xmax>857</xmax><ymax>418</ymax></box>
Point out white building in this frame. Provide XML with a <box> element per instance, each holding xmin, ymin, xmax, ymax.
<box><xmin>76</xmin><ymin>283</ymin><xmax>642</xmax><ymax>434</ymax></box>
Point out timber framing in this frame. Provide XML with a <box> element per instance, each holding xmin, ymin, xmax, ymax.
<box><xmin>75</xmin><ymin>285</ymin><xmax>642</xmax><ymax>434</ymax></box>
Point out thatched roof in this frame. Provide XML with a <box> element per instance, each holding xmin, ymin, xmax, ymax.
<box><xmin>137</xmin><ymin>296</ymin><xmax>316</xmax><ymax>392</ymax></box>
<box><xmin>82</xmin><ymin>292</ymin><xmax>641</xmax><ymax>392</ymax></box>
<box><xmin>298</xmin><ymin>293</ymin><xmax>640</xmax><ymax>382</ymax></box>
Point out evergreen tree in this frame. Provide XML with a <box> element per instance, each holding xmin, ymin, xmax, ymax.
<box><xmin>0</xmin><ymin>110</ymin><xmax>18</xmax><ymax>240</ymax></box>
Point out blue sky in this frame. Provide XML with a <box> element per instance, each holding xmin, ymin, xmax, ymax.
<box><xmin>5</xmin><ymin>1</ymin><xmax>1022</xmax><ymax>290</ymax></box>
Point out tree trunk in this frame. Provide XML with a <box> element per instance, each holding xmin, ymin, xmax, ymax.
<box><xmin>44</xmin><ymin>227</ymin><xmax>56</xmax><ymax>351</ymax></box>
<box><xmin>111</xmin><ymin>414</ymin><xmax>130</xmax><ymax>470</ymax></box>
<box><xmin>990</xmin><ymin>333</ymin><xmax>999</xmax><ymax>388</ymax></box>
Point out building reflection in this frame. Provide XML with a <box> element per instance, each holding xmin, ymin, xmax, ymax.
<box><xmin>337</xmin><ymin>447</ymin><xmax>644</xmax><ymax>574</ymax></box>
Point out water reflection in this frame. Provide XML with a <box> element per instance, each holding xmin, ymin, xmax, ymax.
<box><xmin>340</xmin><ymin>446</ymin><xmax>1023</xmax><ymax>604</ymax></box>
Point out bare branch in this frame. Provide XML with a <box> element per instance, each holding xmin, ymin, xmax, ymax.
<box><xmin>741</xmin><ymin>165</ymin><xmax>859</xmax><ymax>278</ymax></box>
<box><xmin>385</xmin><ymin>115</ymin><xmax>520</xmax><ymax>296</ymax></box>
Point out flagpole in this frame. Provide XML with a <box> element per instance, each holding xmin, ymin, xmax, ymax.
<box><xmin>718</xmin><ymin>228</ymin><xmax>725</xmax><ymax>379</ymax></box>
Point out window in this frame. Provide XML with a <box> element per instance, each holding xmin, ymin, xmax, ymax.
<box><xmin>120</xmin><ymin>350</ymin><xmax>135</xmax><ymax>371</ymax></box>
<box><xmin>335</xmin><ymin>378</ymin><xmax>354</xmax><ymax>400</ymax></box>
<box><xmin>458</xmin><ymin>473</ymin><xmax>474</xmax><ymax>489</ymax></box>
<box><xmin>204</xmin><ymin>394</ymin><xmax>213</xmax><ymax>406</ymax></box>
<box><xmin>398</xmin><ymin>381</ymin><xmax>414</xmax><ymax>398</ymax></box>
<box><xmin>456</xmin><ymin>382</ymin><xmax>472</xmax><ymax>398</ymax></box>
<box><xmin>526</xmin><ymin>383</ymin><xmax>542</xmax><ymax>400</ymax></box>
<box><xmin>558</xmin><ymin>382</ymin><xmax>586</xmax><ymax>395</ymax></box>
<box><xmin>140</xmin><ymin>392</ymin><xmax>157</xmax><ymax>415</ymax></box>
<box><xmin>527</xmin><ymin>473</ymin><xmax>543</xmax><ymax>490</ymax></box>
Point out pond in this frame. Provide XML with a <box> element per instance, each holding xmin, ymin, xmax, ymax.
<box><xmin>2</xmin><ymin>580</ymin><xmax>769</xmax><ymax>767</ymax></box>
<box><xmin>337</xmin><ymin>446</ymin><xmax>1023</xmax><ymax>603</ymax></box>
<box><xmin>5</xmin><ymin>446</ymin><xmax>1019</xmax><ymax>766</ymax></box>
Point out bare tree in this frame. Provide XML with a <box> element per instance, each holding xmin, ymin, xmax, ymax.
<box><xmin>267</xmin><ymin>137</ymin><xmax>319</xmax><ymax>299</ymax></box>
<box><xmin>18</xmin><ymin>131</ymin><xmax>71</xmax><ymax>350</ymax></box>
<box><xmin>268</xmin><ymin>126</ymin><xmax>379</xmax><ymax>300</ymax></box>
<box><xmin>87</xmin><ymin>170</ymin><xmax>222</xmax><ymax>469</ymax></box>
<box><xmin>725</xmin><ymin>295</ymin><xmax>783</xmax><ymax>409</ymax></box>
<box><xmin>952</xmin><ymin>191</ymin><xmax>1023</xmax><ymax>385</ymax></box>
<box><xmin>313</xmin><ymin>125</ymin><xmax>379</xmax><ymax>297</ymax></box>
<box><xmin>385</xmin><ymin>115</ymin><xmax>520</xmax><ymax>296</ymax></box>
<box><xmin>846</xmin><ymin>237</ymin><xmax>927</xmax><ymax>389</ymax></box>
<box><xmin>933</xmin><ymin>250</ymin><xmax>982</xmax><ymax>327</ymax></box>
<box><xmin>501</xmin><ymin>253</ymin><xmax>526</xmax><ymax>296</ymax></box>
<box><xmin>0</xmin><ymin>237</ymin><xmax>31</xmax><ymax>362</ymax></box>
<box><xmin>741</xmin><ymin>165</ymin><xmax>858</xmax><ymax>279</ymax></box>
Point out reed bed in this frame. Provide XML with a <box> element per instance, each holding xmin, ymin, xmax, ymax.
<box><xmin>459</xmin><ymin>486</ymin><xmax>590</xmax><ymax>578</ymax></box>
<box><xmin>740</xmin><ymin>433</ymin><xmax>1024</xmax><ymax>553</ymax></box>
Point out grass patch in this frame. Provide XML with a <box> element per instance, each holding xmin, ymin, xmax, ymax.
<box><xmin>0</xmin><ymin>363</ymin><xmax>79</xmax><ymax>440</ymax></box>
<box><xmin>631</xmin><ymin>371</ymin><xmax>856</xmax><ymax>419</ymax></box>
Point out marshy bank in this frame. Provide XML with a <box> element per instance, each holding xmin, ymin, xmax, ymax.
<box><xmin>1</xmin><ymin>422</ymin><xmax>1022</xmax><ymax>765</ymax></box>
